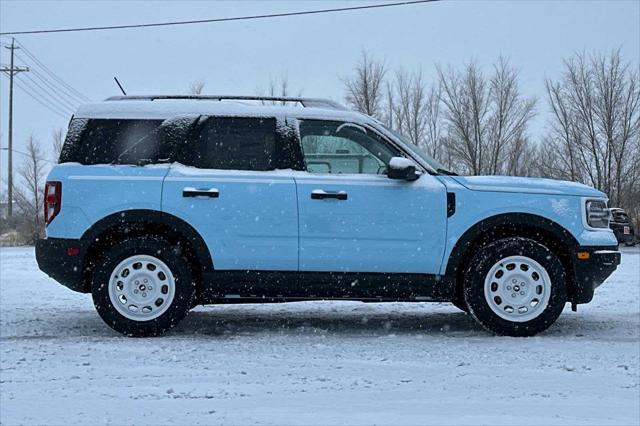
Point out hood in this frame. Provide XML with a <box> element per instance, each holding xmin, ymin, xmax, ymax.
<box><xmin>450</xmin><ymin>175</ymin><xmax>606</xmax><ymax>197</ymax></box>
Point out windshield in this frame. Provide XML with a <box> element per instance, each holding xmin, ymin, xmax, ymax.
<box><xmin>379</xmin><ymin>124</ymin><xmax>451</xmax><ymax>174</ymax></box>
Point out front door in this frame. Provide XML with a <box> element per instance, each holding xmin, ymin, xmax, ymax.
<box><xmin>294</xmin><ymin>119</ymin><xmax>447</xmax><ymax>275</ymax></box>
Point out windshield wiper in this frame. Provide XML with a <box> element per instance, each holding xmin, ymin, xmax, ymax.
<box><xmin>436</xmin><ymin>168</ymin><xmax>458</xmax><ymax>176</ymax></box>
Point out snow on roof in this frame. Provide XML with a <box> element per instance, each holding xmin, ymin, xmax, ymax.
<box><xmin>74</xmin><ymin>97</ymin><xmax>370</xmax><ymax>124</ymax></box>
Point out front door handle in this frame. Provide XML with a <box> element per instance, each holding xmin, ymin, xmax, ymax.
<box><xmin>182</xmin><ymin>187</ymin><xmax>219</xmax><ymax>198</ymax></box>
<box><xmin>311</xmin><ymin>189</ymin><xmax>348</xmax><ymax>200</ymax></box>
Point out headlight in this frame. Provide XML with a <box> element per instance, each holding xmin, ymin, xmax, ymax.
<box><xmin>586</xmin><ymin>200</ymin><xmax>610</xmax><ymax>228</ymax></box>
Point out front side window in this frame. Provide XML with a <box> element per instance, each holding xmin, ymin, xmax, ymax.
<box><xmin>298</xmin><ymin>120</ymin><xmax>399</xmax><ymax>175</ymax></box>
<box><xmin>183</xmin><ymin>117</ymin><xmax>276</xmax><ymax>171</ymax></box>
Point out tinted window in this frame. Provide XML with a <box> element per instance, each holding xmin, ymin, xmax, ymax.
<box><xmin>299</xmin><ymin>120</ymin><xmax>399</xmax><ymax>174</ymax></box>
<box><xmin>182</xmin><ymin>117</ymin><xmax>277</xmax><ymax>171</ymax></box>
<box><xmin>613</xmin><ymin>211</ymin><xmax>629</xmax><ymax>223</ymax></box>
<box><xmin>60</xmin><ymin>118</ymin><xmax>163</xmax><ymax>164</ymax></box>
<box><xmin>59</xmin><ymin>118</ymin><xmax>89</xmax><ymax>163</ymax></box>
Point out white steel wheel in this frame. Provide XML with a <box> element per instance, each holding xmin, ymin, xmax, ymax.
<box><xmin>108</xmin><ymin>255</ymin><xmax>176</xmax><ymax>321</ymax></box>
<box><xmin>483</xmin><ymin>255</ymin><xmax>552</xmax><ymax>323</ymax></box>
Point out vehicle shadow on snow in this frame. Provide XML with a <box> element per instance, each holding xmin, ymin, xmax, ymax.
<box><xmin>5</xmin><ymin>303</ymin><xmax>624</xmax><ymax>339</ymax></box>
<box><xmin>174</xmin><ymin>306</ymin><xmax>485</xmax><ymax>337</ymax></box>
<box><xmin>4</xmin><ymin>304</ymin><xmax>483</xmax><ymax>339</ymax></box>
<box><xmin>172</xmin><ymin>305</ymin><xmax>628</xmax><ymax>338</ymax></box>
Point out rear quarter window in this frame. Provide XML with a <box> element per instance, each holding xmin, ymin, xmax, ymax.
<box><xmin>59</xmin><ymin>118</ymin><xmax>163</xmax><ymax>165</ymax></box>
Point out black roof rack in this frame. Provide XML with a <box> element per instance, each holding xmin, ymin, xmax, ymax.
<box><xmin>104</xmin><ymin>95</ymin><xmax>348</xmax><ymax>110</ymax></box>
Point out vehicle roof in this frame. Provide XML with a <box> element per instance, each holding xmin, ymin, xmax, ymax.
<box><xmin>74</xmin><ymin>98</ymin><xmax>371</xmax><ymax>124</ymax></box>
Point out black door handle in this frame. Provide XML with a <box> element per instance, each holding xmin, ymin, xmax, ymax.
<box><xmin>311</xmin><ymin>190</ymin><xmax>348</xmax><ymax>200</ymax></box>
<box><xmin>182</xmin><ymin>187</ymin><xmax>219</xmax><ymax>198</ymax></box>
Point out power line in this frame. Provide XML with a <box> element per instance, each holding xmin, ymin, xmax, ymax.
<box><xmin>14</xmin><ymin>55</ymin><xmax>83</xmax><ymax>111</ymax></box>
<box><xmin>0</xmin><ymin>1</ymin><xmax>440</xmax><ymax>36</ymax></box>
<box><xmin>3</xmin><ymin>75</ymin><xmax>73</xmax><ymax>119</ymax></box>
<box><xmin>18</xmin><ymin>64</ymin><xmax>81</xmax><ymax>112</ymax></box>
<box><xmin>0</xmin><ymin>147</ymin><xmax>55</xmax><ymax>164</ymax></box>
<box><xmin>13</xmin><ymin>80</ymin><xmax>72</xmax><ymax>119</ymax></box>
<box><xmin>24</xmin><ymin>65</ymin><xmax>87</xmax><ymax>106</ymax></box>
<box><xmin>15</xmin><ymin>50</ymin><xmax>88</xmax><ymax>105</ymax></box>
<box><xmin>13</xmin><ymin>40</ymin><xmax>91</xmax><ymax>102</ymax></box>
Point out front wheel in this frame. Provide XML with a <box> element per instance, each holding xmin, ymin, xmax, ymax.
<box><xmin>463</xmin><ymin>238</ymin><xmax>567</xmax><ymax>337</ymax></box>
<box><xmin>91</xmin><ymin>238</ymin><xmax>195</xmax><ymax>337</ymax></box>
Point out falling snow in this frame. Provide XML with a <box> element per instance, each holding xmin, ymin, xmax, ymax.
<box><xmin>1</xmin><ymin>246</ymin><xmax>638</xmax><ymax>425</ymax></box>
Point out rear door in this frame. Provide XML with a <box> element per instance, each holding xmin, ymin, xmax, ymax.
<box><xmin>162</xmin><ymin>116</ymin><xmax>299</xmax><ymax>271</ymax></box>
<box><xmin>293</xmin><ymin>119</ymin><xmax>447</xmax><ymax>275</ymax></box>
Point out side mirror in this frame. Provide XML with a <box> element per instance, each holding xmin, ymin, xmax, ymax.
<box><xmin>388</xmin><ymin>157</ymin><xmax>420</xmax><ymax>181</ymax></box>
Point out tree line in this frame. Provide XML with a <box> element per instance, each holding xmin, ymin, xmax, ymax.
<box><xmin>344</xmin><ymin>50</ymin><xmax>639</xmax><ymax>224</ymax></box>
<box><xmin>1</xmin><ymin>49</ymin><xmax>638</xmax><ymax>244</ymax></box>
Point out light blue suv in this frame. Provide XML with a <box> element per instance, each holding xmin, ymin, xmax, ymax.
<box><xmin>36</xmin><ymin>95</ymin><xmax>621</xmax><ymax>337</ymax></box>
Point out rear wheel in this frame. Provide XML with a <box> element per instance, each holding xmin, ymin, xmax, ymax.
<box><xmin>463</xmin><ymin>238</ymin><xmax>567</xmax><ymax>337</ymax></box>
<box><xmin>92</xmin><ymin>238</ymin><xmax>195</xmax><ymax>336</ymax></box>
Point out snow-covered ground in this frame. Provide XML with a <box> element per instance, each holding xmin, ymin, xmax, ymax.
<box><xmin>1</xmin><ymin>246</ymin><xmax>638</xmax><ymax>425</ymax></box>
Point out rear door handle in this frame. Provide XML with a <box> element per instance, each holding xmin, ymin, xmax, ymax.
<box><xmin>182</xmin><ymin>187</ymin><xmax>219</xmax><ymax>198</ymax></box>
<box><xmin>311</xmin><ymin>189</ymin><xmax>348</xmax><ymax>200</ymax></box>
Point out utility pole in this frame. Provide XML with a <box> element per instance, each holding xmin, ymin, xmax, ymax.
<box><xmin>1</xmin><ymin>38</ymin><xmax>29</xmax><ymax>217</ymax></box>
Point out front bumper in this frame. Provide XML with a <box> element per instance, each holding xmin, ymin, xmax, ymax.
<box><xmin>36</xmin><ymin>238</ymin><xmax>90</xmax><ymax>293</ymax></box>
<box><xmin>571</xmin><ymin>245</ymin><xmax>621</xmax><ymax>304</ymax></box>
<box><xmin>611</xmin><ymin>224</ymin><xmax>635</xmax><ymax>244</ymax></box>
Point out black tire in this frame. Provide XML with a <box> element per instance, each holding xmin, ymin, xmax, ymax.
<box><xmin>463</xmin><ymin>237</ymin><xmax>567</xmax><ymax>337</ymax></box>
<box><xmin>91</xmin><ymin>237</ymin><xmax>195</xmax><ymax>337</ymax></box>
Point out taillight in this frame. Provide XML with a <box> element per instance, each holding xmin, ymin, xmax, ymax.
<box><xmin>44</xmin><ymin>181</ymin><xmax>62</xmax><ymax>226</ymax></box>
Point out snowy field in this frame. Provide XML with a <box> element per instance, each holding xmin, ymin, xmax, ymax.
<box><xmin>1</xmin><ymin>246</ymin><xmax>638</xmax><ymax>425</ymax></box>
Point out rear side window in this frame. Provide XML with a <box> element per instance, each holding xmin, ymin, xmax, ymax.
<box><xmin>180</xmin><ymin>117</ymin><xmax>277</xmax><ymax>171</ymax></box>
<box><xmin>59</xmin><ymin>118</ymin><xmax>163</xmax><ymax>165</ymax></box>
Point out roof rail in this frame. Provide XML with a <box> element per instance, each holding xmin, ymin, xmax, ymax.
<box><xmin>104</xmin><ymin>95</ymin><xmax>348</xmax><ymax>110</ymax></box>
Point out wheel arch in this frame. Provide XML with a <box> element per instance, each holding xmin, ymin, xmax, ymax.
<box><xmin>79</xmin><ymin>209</ymin><xmax>213</xmax><ymax>294</ymax></box>
<box><xmin>445</xmin><ymin>213</ymin><xmax>579</xmax><ymax>305</ymax></box>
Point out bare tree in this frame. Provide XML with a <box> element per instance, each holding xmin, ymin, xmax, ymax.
<box><xmin>383</xmin><ymin>81</ymin><xmax>395</xmax><ymax>128</ymax></box>
<box><xmin>537</xmin><ymin>81</ymin><xmax>584</xmax><ymax>182</ymax></box>
<box><xmin>487</xmin><ymin>57</ymin><xmax>537</xmax><ymax>175</ymax></box>
<box><xmin>390</xmin><ymin>68</ymin><xmax>426</xmax><ymax>146</ymax></box>
<box><xmin>543</xmin><ymin>49</ymin><xmax>640</xmax><ymax>218</ymax></box>
<box><xmin>388</xmin><ymin>68</ymin><xmax>445</xmax><ymax>160</ymax></box>
<box><xmin>258</xmin><ymin>74</ymin><xmax>302</xmax><ymax>105</ymax></box>
<box><xmin>343</xmin><ymin>51</ymin><xmax>387</xmax><ymax>119</ymax></box>
<box><xmin>438</xmin><ymin>58</ymin><xmax>536</xmax><ymax>175</ymax></box>
<box><xmin>52</xmin><ymin>128</ymin><xmax>64</xmax><ymax>161</ymax></box>
<box><xmin>188</xmin><ymin>80</ymin><xmax>206</xmax><ymax>95</ymax></box>
<box><xmin>14</xmin><ymin>135</ymin><xmax>47</xmax><ymax>243</ymax></box>
<box><xmin>423</xmin><ymin>83</ymin><xmax>444</xmax><ymax>160</ymax></box>
<box><xmin>438</xmin><ymin>61</ymin><xmax>491</xmax><ymax>175</ymax></box>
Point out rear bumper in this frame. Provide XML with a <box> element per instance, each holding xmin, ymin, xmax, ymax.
<box><xmin>36</xmin><ymin>238</ymin><xmax>90</xmax><ymax>293</ymax></box>
<box><xmin>572</xmin><ymin>245</ymin><xmax>621</xmax><ymax>304</ymax></box>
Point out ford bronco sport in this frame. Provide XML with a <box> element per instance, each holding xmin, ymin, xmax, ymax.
<box><xmin>36</xmin><ymin>95</ymin><xmax>621</xmax><ymax>337</ymax></box>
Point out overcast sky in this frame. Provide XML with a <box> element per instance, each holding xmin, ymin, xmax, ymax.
<box><xmin>1</xmin><ymin>0</ymin><xmax>639</xmax><ymax>181</ymax></box>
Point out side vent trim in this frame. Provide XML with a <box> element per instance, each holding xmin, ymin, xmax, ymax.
<box><xmin>447</xmin><ymin>192</ymin><xmax>456</xmax><ymax>217</ymax></box>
